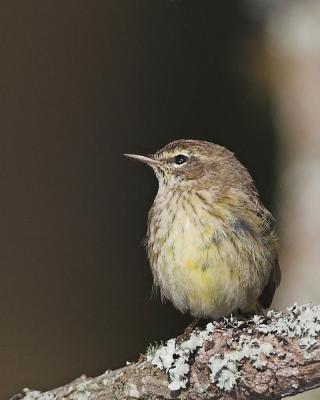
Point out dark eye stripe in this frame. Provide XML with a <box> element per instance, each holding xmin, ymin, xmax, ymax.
<box><xmin>174</xmin><ymin>154</ymin><xmax>188</xmax><ymax>165</ymax></box>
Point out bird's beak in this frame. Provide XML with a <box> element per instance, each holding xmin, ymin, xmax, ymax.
<box><xmin>124</xmin><ymin>153</ymin><xmax>161</xmax><ymax>167</ymax></box>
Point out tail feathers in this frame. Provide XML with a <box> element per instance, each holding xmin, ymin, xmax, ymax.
<box><xmin>258</xmin><ymin>256</ymin><xmax>281</xmax><ymax>309</ymax></box>
<box><xmin>239</xmin><ymin>302</ymin><xmax>265</xmax><ymax>316</ymax></box>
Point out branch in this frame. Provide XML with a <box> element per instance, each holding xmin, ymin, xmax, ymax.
<box><xmin>13</xmin><ymin>304</ymin><xmax>320</xmax><ymax>400</ymax></box>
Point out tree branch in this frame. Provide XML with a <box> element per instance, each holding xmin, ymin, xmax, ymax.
<box><xmin>12</xmin><ymin>304</ymin><xmax>320</xmax><ymax>400</ymax></box>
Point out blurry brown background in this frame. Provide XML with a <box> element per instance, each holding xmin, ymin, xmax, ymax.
<box><xmin>1</xmin><ymin>1</ymin><xmax>318</xmax><ymax>399</ymax></box>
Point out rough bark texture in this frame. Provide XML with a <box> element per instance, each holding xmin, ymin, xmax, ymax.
<box><xmin>14</xmin><ymin>304</ymin><xmax>320</xmax><ymax>400</ymax></box>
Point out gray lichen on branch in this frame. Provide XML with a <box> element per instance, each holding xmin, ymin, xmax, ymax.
<box><xmin>16</xmin><ymin>303</ymin><xmax>320</xmax><ymax>400</ymax></box>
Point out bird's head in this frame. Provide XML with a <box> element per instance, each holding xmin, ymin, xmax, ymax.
<box><xmin>125</xmin><ymin>139</ymin><xmax>252</xmax><ymax>191</ymax></box>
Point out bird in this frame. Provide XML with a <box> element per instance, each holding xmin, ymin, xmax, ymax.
<box><xmin>125</xmin><ymin>139</ymin><xmax>281</xmax><ymax>319</ymax></box>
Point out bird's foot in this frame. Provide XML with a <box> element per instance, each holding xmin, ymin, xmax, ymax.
<box><xmin>176</xmin><ymin>318</ymin><xmax>200</xmax><ymax>343</ymax></box>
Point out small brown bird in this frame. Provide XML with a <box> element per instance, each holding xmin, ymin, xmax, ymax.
<box><xmin>125</xmin><ymin>139</ymin><xmax>281</xmax><ymax>319</ymax></box>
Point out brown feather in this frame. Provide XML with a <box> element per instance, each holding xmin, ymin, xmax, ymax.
<box><xmin>258</xmin><ymin>256</ymin><xmax>281</xmax><ymax>309</ymax></box>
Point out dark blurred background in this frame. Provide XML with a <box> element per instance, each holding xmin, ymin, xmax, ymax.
<box><xmin>0</xmin><ymin>1</ymin><xmax>278</xmax><ymax>398</ymax></box>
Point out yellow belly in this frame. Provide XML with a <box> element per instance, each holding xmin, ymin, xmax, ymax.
<box><xmin>173</xmin><ymin>237</ymin><xmax>244</xmax><ymax>317</ymax></box>
<box><xmin>148</xmin><ymin>191</ymin><xmax>267</xmax><ymax>318</ymax></box>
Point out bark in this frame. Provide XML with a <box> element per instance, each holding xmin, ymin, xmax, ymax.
<box><xmin>13</xmin><ymin>304</ymin><xmax>320</xmax><ymax>400</ymax></box>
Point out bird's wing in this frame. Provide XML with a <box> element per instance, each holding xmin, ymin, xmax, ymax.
<box><xmin>258</xmin><ymin>256</ymin><xmax>281</xmax><ymax>309</ymax></box>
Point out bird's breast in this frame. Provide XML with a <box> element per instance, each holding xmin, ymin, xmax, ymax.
<box><xmin>148</xmin><ymin>192</ymin><xmax>242</xmax><ymax>313</ymax></box>
<box><xmin>147</xmin><ymin>190</ymin><xmax>270</xmax><ymax>317</ymax></box>
<box><xmin>149</xmin><ymin>191</ymin><xmax>219</xmax><ymax>267</ymax></box>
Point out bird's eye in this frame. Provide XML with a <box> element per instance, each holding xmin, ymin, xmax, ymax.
<box><xmin>174</xmin><ymin>154</ymin><xmax>189</xmax><ymax>165</ymax></box>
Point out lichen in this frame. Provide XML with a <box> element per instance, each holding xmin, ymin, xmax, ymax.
<box><xmin>123</xmin><ymin>382</ymin><xmax>140</xmax><ymax>398</ymax></box>
<box><xmin>151</xmin><ymin>304</ymin><xmax>320</xmax><ymax>393</ymax></box>
<box><xmin>69</xmin><ymin>391</ymin><xmax>91</xmax><ymax>400</ymax></box>
<box><xmin>151</xmin><ymin>318</ymin><xmax>274</xmax><ymax>392</ymax></box>
<box><xmin>258</xmin><ymin>303</ymin><xmax>320</xmax><ymax>360</ymax></box>
<box><xmin>299</xmin><ymin>336</ymin><xmax>317</xmax><ymax>350</ymax></box>
<box><xmin>145</xmin><ymin>341</ymin><xmax>164</xmax><ymax>360</ymax></box>
<box><xmin>208</xmin><ymin>336</ymin><xmax>274</xmax><ymax>390</ymax></box>
<box><xmin>21</xmin><ymin>390</ymin><xmax>56</xmax><ymax>400</ymax></box>
<box><xmin>257</xmin><ymin>303</ymin><xmax>320</xmax><ymax>339</ymax></box>
<box><xmin>151</xmin><ymin>323</ymin><xmax>214</xmax><ymax>391</ymax></box>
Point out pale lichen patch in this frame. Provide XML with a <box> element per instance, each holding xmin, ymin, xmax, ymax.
<box><xmin>69</xmin><ymin>391</ymin><xmax>91</xmax><ymax>400</ymax></box>
<box><xmin>299</xmin><ymin>336</ymin><xmax>317</xmax><ymax>350</ymax></box>
<box><xmin>21</xmin><ymin>390</ymin><xmax>56</xmax><ymax>400</ymax></box>
<box><xmin>257</xmin><ymin>303</ymin><xmax>320</xmax><ymax>361</ymax></box>
<box><xmin>257</xmin><ymin>304</ymin><xmax>320</xmax><ymax>340</ymax></box>
<box><xmin>123</xmin><ymin>382</ymin><xmax>141</xmax><ymax>398</ymax></box>
<box><xmin>151</xmin><ymin>323</ymin><xmax>214</xmax><ymax>391</ymax></box>
<box><xmin>208</xmin><ymin>336</ymin><xmax>274</xmax><ymax>390</ymax></box>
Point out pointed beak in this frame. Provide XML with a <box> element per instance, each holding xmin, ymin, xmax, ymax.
<box><xmin>124</xmin><ymin>153</ymin><xmax>161</xmax><ymax>167</ymax></box>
